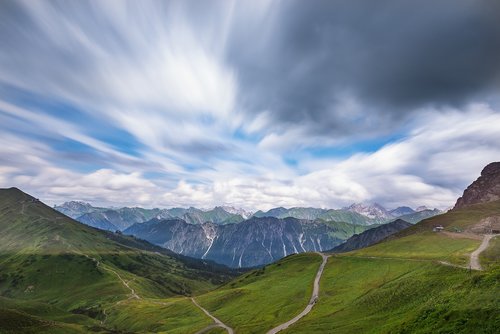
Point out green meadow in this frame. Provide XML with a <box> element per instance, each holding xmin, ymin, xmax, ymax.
<box><xmin>196</xmin><ymin>253</ymin><xmax>322</xmax><ymax>333</ymax></box>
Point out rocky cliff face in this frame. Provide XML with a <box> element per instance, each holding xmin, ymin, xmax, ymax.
<box><xmin>125</xmin><ymin>217</ymin><xmax>345</xmax><ymax>268</ymax></box>
<box><xmin>454</xmin><ymin>162</ymin><xmax>500</xmax><ymax>209</ymax></box>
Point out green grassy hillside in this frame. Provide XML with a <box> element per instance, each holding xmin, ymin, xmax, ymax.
<box><xmin>196</xmin><ymin>253</ymin><xmax>322</xmax><ymax>333</ymax></box>
<box><xmin>0</xmin><ymin>188</ymin><xmax>237</xmax><ymax>333</ymax></box>
<box><xmin>350</xmin><ymin>200</ymin><xmax>500</xmax><ymax>266</ymax></box>
<box><xmin>287</xmin><ymin>202</ymin><xmax>499</xmax><ymax>333</ymax></box>
<box><xmin>192</xmin><ymin>201</ymin><xmax>499</xmax><ymax>333</ymax></box>
<box><xmin>288</xmin><ymin>257</ymin><xmax>499</xmax><ymax>333</ymax></box>
<box><xmin>1</xmin><ymin>187</ymin><xmax>499</xmax><ymax>333</ymax></box>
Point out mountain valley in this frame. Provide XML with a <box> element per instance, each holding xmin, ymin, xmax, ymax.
<box><xmin>1</xmin><ymin>162</ymin><xmax>499</xmax><ymax>333</ymax></box>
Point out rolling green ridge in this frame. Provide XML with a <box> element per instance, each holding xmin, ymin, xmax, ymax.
<box><xmin>0</xmin><ymin>188</ymin><xmax>238</xmax><ymax>333</ymax></box>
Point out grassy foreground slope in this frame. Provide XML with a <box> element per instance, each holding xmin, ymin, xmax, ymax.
<box><xmin>288</xmin><ymin>257</ymin><xmax>499</xmax><ymax>333</ymax></box>
<box><xmin>286</xmin><ymin>201</ymin><xmax>500</xmax><ymax>333</ymax></box>
<box><xmin>196</xmin><ymin>253</ymin><xmax>322</xmax><ymax>333</ymax></box>
<box><xmin>194</xmin><ymin>201</ymin><xmax>499</xmax><ymax>333</ymax></box>
<box><xmin>0</xmin><ymin>188</ymin><xmax>237</xmax><ymax>333</ymax></box>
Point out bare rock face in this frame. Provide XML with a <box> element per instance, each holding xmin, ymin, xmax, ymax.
<box><xmin>454</xmin><ymin>162</ymin><xmax>500</xmax><ymax>209</ymax></box>
<box><xmin>470</xmin><ymin>216</ymin><xmax>500</xmax><ymax>234</ymax></box>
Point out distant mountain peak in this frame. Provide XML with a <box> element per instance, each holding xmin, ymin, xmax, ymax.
<box><xmin>220</xmin><ymin>206</ymin><xmax>253</xmax><ymax>219</ymax></box>
<box><xmin>389</xmin><ymin>206</ymin><xmax>415</xmax><ymax>217</ymax></box>
<box><xmin>454</xmin><ymin>161</ymin><xmax>500</xmax><ymax>209</ymax></box>
<box><xmin>346</xmin><ymin>202</ymin><xmax>392</xmax><ymax>220</ymax></box>
<box><xmin>54</xmin><ymin>200</ymin><xmax>100</xmax><ymax>219</ymax></box>
<box><xmin>57</xmin><ymin>200</ymin><xmax>92</xmax><ymax>207</ymax></box>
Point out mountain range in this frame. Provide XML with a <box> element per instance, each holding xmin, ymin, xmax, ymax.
<box><xmin>55</xmin><ymin>202</ymin><xmax>247</xmax><ymax>231</ymax></box>
<box><xmin>56</xmin><ymin>201</ymin><xmax>442</xmax><ymax>230</ymax></box>
<box><xmin>53</xmin><ymin>201</ymin><xmax>442</xmax><ymax>267</ymax></box>
<box><xmin>124</xmin><ymin>217</ymin><xmax>368</xmax><ymax>268</ymax></box>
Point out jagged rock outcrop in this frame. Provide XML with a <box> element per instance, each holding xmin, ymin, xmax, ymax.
<box><xmin>454</xmin><ymin>162</ymin><xmax>500</xmax><ymax>209</ymax></box>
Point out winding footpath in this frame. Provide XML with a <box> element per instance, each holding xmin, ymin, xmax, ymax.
<box><xmin>469</xmin><ymin>234</ymin><xmax>497</xmax><ymax>270</ymax></box>
<box><xmin>94</xmin><ymin>257</ymin><xmax>140</xmax><ymax>300</ymax></box>
<box><xmin>438</xmin><ymin>234</ymin><xmax>497</xmax><ymax>271</ymax></box>
<box><xmin>266</xmin><ymin>253</ymin><xmax>329</xmax><ymax>334</ymax></box>
<box><xmin>191</xmin><ymin>298</ymin><xmax>234</xmax><ymax>334</ymax></box>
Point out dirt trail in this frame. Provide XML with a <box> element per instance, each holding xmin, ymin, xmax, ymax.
<box><xmin>470</xmin><ymin>234</ymin><xmax>497</xmax><ymax>270</ymax></box>
<box><xmin>266</xmin><ymin>253</ymin><xmax>329</xmax><ymax>334</ymax></box>
<box><xmin>191</xmin><ymin>298</ymin><xmax>234</xmax><ymax>334</ymax></box>
<box><xmin>79</xmin><ymin>252</ymin><xmax>140</xmax><ymax>299</ymax></box>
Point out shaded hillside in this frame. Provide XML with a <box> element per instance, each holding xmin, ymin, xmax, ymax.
<box><xmin>389</xmin><ymin>206</ymin><xmax>415</xmax><ymax>216</ymax></box>
<box><xmin>331</xmin><ymin>219</ymin><xmax>412</xmax><ymax>252</ymax></box>
<box><xmin>0</xmin><ymin>187</ymin><xmax>238</xmax><ymax>333</ymax></box>
<box><xmin>397</xmin><ymin>208</ymin><xmax>442</xmax><ymax>224</ymax></box>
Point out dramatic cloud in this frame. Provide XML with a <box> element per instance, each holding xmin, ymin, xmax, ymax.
<box><xmin>0</xmin><ymin>0</ymin><xmax>499</xmax><ymax>210</ymax></box>
<box><xmin>228</xmin><ymin>0</ymin><xmax>500</xmax><ymax>139</ymax></box>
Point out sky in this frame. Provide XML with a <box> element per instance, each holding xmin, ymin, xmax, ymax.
<box><xmin>1</xmin><ymin>0</ymin><xmax>500</xmax><ymax>210</ymax></box>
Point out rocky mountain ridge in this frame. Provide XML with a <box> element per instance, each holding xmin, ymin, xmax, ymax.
<box><xmin>124</xmin><ymin>217</ymin><xmax>361</xmax><ymax>267</ymax></box>
<box><xmin>454</xmin><ymin>162</ymin><xmax>500</xmax><ymax>209</ymax></box>
<box><xmin>56</xmin><ymin>200</ymin><xmax>441</xmax><ymax>232</ymax></box>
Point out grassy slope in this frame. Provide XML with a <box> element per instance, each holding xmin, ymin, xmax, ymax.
<box><xmin>480</xmin><ymin>236</ymin><xmax>500</xmax><ymax>270</ymax></box>
<box><xmin>283</xmin><ymin>201</ymin><xmax>500</xmax><ymax>333</ymax></box>
<box><xmin>350</xmin><ymin>201</ymin><xmax>500</xmax><ymax>266</ymax></box>
<box><xmin>196</xmin><ymin>253</ymin><xmax>322</xmax><ymax>334</ymax></box>
<box><xmin>287</xmin><ymin>257</ymin><xmax>499</xmax><ymax>334</ymax></box>
<box><xmin>194</xmin><ymin>201</ymin><xmax>499</xmax><ymax>333</ymax></box>
<box><xmin>104</xmin><ymin>297</ymin><xmax>213</xmax><ymax>334</ymax></box>
<box><xmin>352</xmin><ymin>232</ymin><xmax>479</xmax><ymax>265</ymax></box>
<box><xmin>0</xmin><ymin>188</ymin><xmax>236</xmax><ymax>333</ymax></box>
